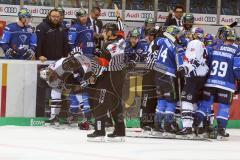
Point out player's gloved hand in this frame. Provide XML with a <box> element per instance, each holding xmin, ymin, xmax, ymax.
<box><xmin>94</xmin><ymin>48</ymin><xmax>102</xmax><ymax>57</ymax></box>
<box><xmin>23</xmin><ymin>49</ymin><xmax>35</xmax><ymax>60</ymax></box>
<box><xmin>176</xmin><ymin>66</ymin><xmax>188</xmax><ymax>79</ymax></box>
<box><xmin>5</xmin><ymin>48</ymin><xmax>17</xmax><ymax>58</ymax></box>
<box><xmin>126</xmin><ymin>60</ymin><xmax>136</xmax><ymax>70</ymax></box>
<box><xmin>70</xmin><ymin>47</ymin><xmax>83</xmax><ymax>55</ymax></box>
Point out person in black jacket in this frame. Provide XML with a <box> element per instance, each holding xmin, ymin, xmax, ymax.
<box><xmin>36</xmin><ymin>8</ymin><xmax>70</xmax><ymax>61</ymax></box>
<box><xmin>164</xmin><ymin>5</ymin><xmax>185</xmax><ymax>27</ymax></box>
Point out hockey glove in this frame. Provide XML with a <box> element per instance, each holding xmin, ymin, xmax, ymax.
<box><xmin>71</xmin><ymin>47</ymin><xmax>83</xmax><ymax>55</ymax></box>
<box><xmin>5</xmin><ymin>48</ymin><xmax>17</xmax><ymax>58</ymax></box>
<box><xmin>23</xmin><ymin>49</ymin><xmax>35</xmax><ymax>60</ymax></box>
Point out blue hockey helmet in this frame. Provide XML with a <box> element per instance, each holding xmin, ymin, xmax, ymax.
<box><xmin>18</xmin><ymin>8</ymin><xmax>32</xmax><ymax>19</ymax></box>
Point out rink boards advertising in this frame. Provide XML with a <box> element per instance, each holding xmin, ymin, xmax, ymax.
<box><xmin>1</xmin><ymin>4</ymin><xmax>240</xmax><ymax>25</ymax></box>
<box><xmin>0</xmin><ymin>61</ymin><xmax>238</xmax><ymax>127</ymax></box>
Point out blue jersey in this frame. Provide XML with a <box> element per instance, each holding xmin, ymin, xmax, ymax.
<box><xmin>205</xmin><ymin>43</ymin><xmax>240</xmax><ymax>92</ymax></box>
<box><xmin>68</xmin><ymin>23</ymin><xmax>94</xmax><ymax>56</ymax></box>
<box><xmin>138</xmin><ymin>27</ymin><xmax>145</xmax><ymax>40</ymax></box>
<box><xmin>0</xmin><ymin>23</ymin><xmax>37</xmax><ymax>59</ymax></box>
<box><xmin>124</xmin><ymin>39</ymin><xmax>148</xmax><ymax>62</ymax></box>
<box><xmin>153</xmin><ymin>37</ymin><xmax>178</xmax><ymax>77</ymax></box>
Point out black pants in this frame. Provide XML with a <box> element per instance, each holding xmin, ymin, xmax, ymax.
<box><xmin>140</xmin><ymin>70</ymin><xmax>157</xmax><ymax>128</ymax></box>
<box><xmin>89</xmin><ymin>70</ymin><xmax>125</xmax><ymax>135</ymax></box>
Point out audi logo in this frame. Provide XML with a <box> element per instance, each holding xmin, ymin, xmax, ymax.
<box><xmin>141</xmin><ymin>13</ymin><xmax>153</xmax><ymax>19</ymax></box>
<box><xmin>39</xmin><ymin>8</ymin><xmax>51</xmax><ymax>15</ymax></box>
<box><xmin>4</xmin><ymin>7</ymin><xmax>17</xmax><ymax>13</ymax></box>
<box><xmin>108</xmin><ymin>12</ymin><xmax>115</xmax><ymax>17</ymax></box>
<box><xmin>204</xmin><ymin>16</ymin><xmax>216</xmax><ymax>23</ymax></box>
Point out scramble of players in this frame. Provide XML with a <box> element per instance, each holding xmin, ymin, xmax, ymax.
<box><xmin>2</xmin><ymin>7</ymin><xmax>240</xmax><ymax>142</ymax></box>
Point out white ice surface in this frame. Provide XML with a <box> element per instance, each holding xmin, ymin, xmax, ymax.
<box><xmin>0</xmin><ymin>126</ymin><xmax>239</xmax><ymax>160</ymax></box>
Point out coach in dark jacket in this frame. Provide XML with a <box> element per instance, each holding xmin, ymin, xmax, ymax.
<box><xmin>164</xmin><ymin>5</ymin><xmax>185</xmax><ymax>27</ymax></box>
<box><xmin>36</xmin><ymin>9</ymin><xmax>70</xmax><ymax>61</ymax></box>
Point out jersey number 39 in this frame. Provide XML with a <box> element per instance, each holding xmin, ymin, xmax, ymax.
<box><xmin>210</xmin><ymin>60</ymin><xmax>228</xmax><ymax>77</ymax></box>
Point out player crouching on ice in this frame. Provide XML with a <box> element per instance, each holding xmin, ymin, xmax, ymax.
<box><xmin>194</xmin><ymin>27</ymin><xmax>240</xmax><ymax>140</ymax></box>
<box><xmin>40</xmin><ymin>50</ymin><xmax>108</xmax><ymax>127</ymax></box>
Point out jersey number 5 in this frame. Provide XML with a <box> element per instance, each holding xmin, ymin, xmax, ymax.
<box><xmin>210</xmin><ymin>60</ymin><xmax>228</xmax><ymax>77</ymax></box>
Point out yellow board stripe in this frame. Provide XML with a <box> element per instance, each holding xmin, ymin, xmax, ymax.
<box><xmin>2</xmin><ymin>63</ymin><xmax>7</xmax><ymax>86</ymax></box>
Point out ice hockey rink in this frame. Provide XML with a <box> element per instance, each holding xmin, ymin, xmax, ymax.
<box><xmin>0</xmin><ymin>126</ymin><xmax>239</xmax><ymax>160</ymax></box>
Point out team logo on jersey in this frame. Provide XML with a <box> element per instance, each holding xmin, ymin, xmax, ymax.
<box><xmin>19</xmin><ymin>35</ymin><xmax>27</xmax><ymax>43</ymax></box>
<box><xmin>190</xmin><ymin>48</ymin><xmax>195</xmax><ymax>52</ymax></box>
<box><xmin>85</xmin><ymin>32</ymin><xmax>92</xmax><ymax>41</ymax></box>
<box><xmin>27</xmin><ymin>28</ymin><xmax>33</xmax><ymax>33</ymax></box>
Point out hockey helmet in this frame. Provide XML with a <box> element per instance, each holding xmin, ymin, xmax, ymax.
<box><xmin>18</xmin><ymin>8</ymin><xmax>32</xmax><ymax>19</ymax></box>
<box><xmin>129</xmin><ymin>28</ymin><xmax>140</xmax><ymax>37</ymax></box>
<box><xmin>204</xmin><ymin>33</ymin><xmax>214</xmax><ymax>46</ymax></box>
<box><xmin>183</xmin><ymin>13</ymin><xmax>194</xmax><ymax>24</ymax></box>
<box><xmin>145</xmin><ymin>17</ymin><xmax>156</xmax><ymax>24</ymax></box>
<box><xmin>76</xmin><ymin>8</ymin><xmax>87</xmax><ymax>17</ymax></box>
<box><xmin>223</xmin><ymin>27</ymin><xmax>237</xmax><ymax>41</ymax></box>
<box><xmin>57</xmin><ymin>6</ymin><xmax>65</xmax><ymax>16</ymax></box>
<box><xmin>104</xmin><ymin>23</ymin><xmax>118</xmax><ymax>35</ymax></box>
<box><xmin>191</xmin><ymin>27</ymin><xmax>204</xmax><ymax>39</ymax></box>
<box><xmin>216</xmin><ymin>25</ymin><xmax>230</xmax><ymax>39</ymax></box>
<box><xmin>165</xmin><ymin>25</ymin><xmax>181</xmax><ymax>36</ymax></box>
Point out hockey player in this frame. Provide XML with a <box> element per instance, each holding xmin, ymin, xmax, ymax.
<box><xmin>68</xmin><ymin>8</ymin><xmax>95</xmax><ymax>57</ymax></box>
<box><xmin>68</xmin><ymin>9</ymin><xmax>95</xmax><ymax>124</ymax></box>
<box><xmin>194</xmin><ymin>28</ymin><xmax>240</xmax><ymax>139</ymax></box>
<box><xmin>191</xmin><ymin>27</ymin><xmax>204</xmax><ymax>42</ymax></box>
<box><xmin>146</xmin><ymin>25</ymin><xmax>183</xmax><ymax>135</ymax></box>
<box><xmin>87</xmin><ymin>23</ymin><xmax>126</xmax><ymax>142</ymax></box>
<box><xmin>125</xmin><ymin>28</ymin><xmax>149</xmax><ymax>63</ymax></box>
<box><xmin>138</xmin><ymin>17</ymin><xmax>156</xmax><ymax>40</ymax></box>
<box><xmin>182</xmin><ymin>13</ymin><xmax>194</xmax><ymax>39</ymax></box>
<box><xmin>0</xmin><ymin>8</ymin><xmax>37</xmax><ymax>60</ymax></box>
<box><xmin>176</xmin><ymin>29</ymin><xmax>209</xmax><ymax>137</ymax></box>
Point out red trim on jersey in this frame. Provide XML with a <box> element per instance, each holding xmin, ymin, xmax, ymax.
<box><xmin>98</xmin><ymin>57</ymin><xmax>109</xmax><ymax>67</ymax></box>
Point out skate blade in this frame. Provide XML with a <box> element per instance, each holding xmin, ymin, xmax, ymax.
<box><xmin>107</xmin><ymin>137</ymin><xmax>125</xmax><ymax>142</ymax></box>
<box><xmin>217</xmin><ymin>136</ymin><xmax>229</xmax><ymax>141</ymax></box>
<box><xmin>87</xmin><ymin>137</ymin><xmax>105</xmax><ymax>142</ymax></box>
<box><xmin>151</xmin><ymin>131</ymin><xmax>163</xmax><ymax>137</ymax></box>
<box><xmin>163</xmin><ymin>132</ymin><xmax>176</xmax><ymax>138</ymax></box>
<box><xmin>45</xmin><ymin>122</ymin><xmax>60</xmax><ymax>127</ymax></box>
<box><xmin>176</xmin><ymin>134</ymin><xmax>194</xmax><ymax>139</ymax></box>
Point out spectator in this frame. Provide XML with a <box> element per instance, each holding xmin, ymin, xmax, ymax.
<box><xmin>0</xmin><ymin>8</ymin><xmax>37</xmax><ymax>60</ymax></box>
<box><xmin>36</xmin><ymin>8</ymin><xmax>70</xmax><ymax>61</ymax></box>
<box><xmin>164</xmin><ymin>5</ymin><xmax>185</xmax><ymax>27</ymax></box>
<box><xmin>87</xmin><ymin>7</ymin><xmax>103</xmax><ymax>34</ymax></box>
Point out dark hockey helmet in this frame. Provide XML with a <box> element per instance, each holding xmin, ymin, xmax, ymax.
<box><xmin>129</xmin><ymin>28</ymin><xmax>140</xmax><ymax>37</ymax></box>
<box><xmin>18</xmin><ymin>8</ymin><xmax>32</xmax><ymax>19</ymax></box>
<box><xmin>76</xmin><ymin>8</ymin><xmax>87</xmax><ymax>17</ymax></box>
<box><xmin>104</xmin><ymin>23</ymin><xmax>118</xmax><ymax>35</ymax></box>
<box><xmin>223</xmin><ymin>27</ymin><xmax>237</xmax><ymax>41</ymax></box>
<box><xmin>146</xmin><ymin>27</ymin><xmax>158</xmax><ymax>36</ymax></box>
<box><xmin>183</xmin><ymin>13</ymin><xmax>194</xmax><ymax>24</ymax></box>
<box><xmin>216</xmin><ymin>25</ymin><xmax>230</xmax><ymax>39</ymax></box>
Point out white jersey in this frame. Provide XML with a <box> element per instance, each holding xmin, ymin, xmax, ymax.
<box><xmin>182</xmin><ymin>39</ymin><xmax>209</xmax><ymax>77</ymax></box>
